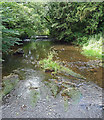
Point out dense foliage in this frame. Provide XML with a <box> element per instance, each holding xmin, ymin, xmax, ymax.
<box><xmin>1</xmin><ymin>2</ymin><xmax>104</xmax><ymax>55</ymax></box>
<box><xmin>1</xmin><ymin>2</ymin><xmax>48</xmax><ymax>53</ymax></box>
<box><xmin>46</xmin><ymin>2</ymin><xmax>104</xmax><ymax>43</ymax></box>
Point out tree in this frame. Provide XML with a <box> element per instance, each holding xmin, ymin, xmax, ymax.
<box><xmin>46</xmin><ymin>2</ymin><xmax>104</xmax><ymax>42</ymax></box>
<box><xmin>1</xmin><ymin>2</ymin><xmax>49</xmax><ymax>53</ymax></box>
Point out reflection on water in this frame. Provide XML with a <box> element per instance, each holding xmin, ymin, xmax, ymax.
<box><xmin>2</xmin><ymin>41</ymin><xmax>53</xmax><ymax>76</ymax></box>
<box><xmin>23</xmin><ymin>41</ymin><xmax>52</xmax><ymax>61</ymax></box>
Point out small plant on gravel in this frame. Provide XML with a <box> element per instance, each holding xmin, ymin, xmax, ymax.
<box><xmin>39</xmin><ymin>51</ymin><xmax>61</xmax><ymax>73</ymax></box>
<box><xmin>39</xmin><ymin>51</ymin><xmax>85</xmax><ymax>79</ymax></box>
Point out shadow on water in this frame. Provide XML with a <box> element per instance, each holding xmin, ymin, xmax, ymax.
<box><xmin>2</xmin><ymin>40</ymin><xmax>103</xmax><ymax>111</ymax></box>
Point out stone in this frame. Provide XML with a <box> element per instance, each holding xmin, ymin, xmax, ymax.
<box><xmin>13</xmin><ymin>48</ymin><xmax>24</xmax><ymax>55</ymax></box>
<box><xmin>45</xmin><ymin>69</ymin><xmax>54</xmax><ymax>73</ymax></box>
<box><xmin>2</xmin><ymin>73</ymin><xmax>19</xmax><ymax>96</ymax></box>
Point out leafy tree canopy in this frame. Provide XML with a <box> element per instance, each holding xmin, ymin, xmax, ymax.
<box><xmin>1</xmin><ymin>2</ymin><xmax>48</xmax><ymax>53</ymax></box>
<box><xmin>1</xmin><ymin>2</ymin><xmax>104</xmax><ymax>53</ymax></box>
<box><xmin>46</xmin><ymin>2</ymin><xmax>104</xmax><ymax>42</ymax></box>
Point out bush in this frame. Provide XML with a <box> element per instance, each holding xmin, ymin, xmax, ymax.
<box><xmin>82</xmin><ymin>33</ymin><xmax>103</xmax><ymax>59</ymax></box>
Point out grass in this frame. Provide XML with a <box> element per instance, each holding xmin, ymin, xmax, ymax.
<box><xmin>82</xmin><ymin>33</ymin><xmax>103</xmax><ymax>59</ymax></box>
<box><xmin>39</xmin><ymin>51</ymin><xmax>85</xmax><ymax>79</ymax></box>
<box><xmin>39</xmin><ymin>51</ymin><xmax>61</xmax><ymax>73</ymax></box>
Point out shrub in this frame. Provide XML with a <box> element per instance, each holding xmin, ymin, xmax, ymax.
<box><xmin>82</xmin><ymin>33</ymin><xmax>103</xmax><ymax>59</ymax></box>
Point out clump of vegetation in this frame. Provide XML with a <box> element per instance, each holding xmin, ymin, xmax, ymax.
<box><xmin>39</xmin><ymin>51</ymin><xmax>61</xmax><ymax>73</ymax></box>
<box><xmin>82</xmin><ymin>33</ymin><xmax>103</xmax><ymax>59</ymax></box>
<box><xmin>39</xmin><ymin>51</ymin><xmax>85</xmax><ymax>79</ymax></box>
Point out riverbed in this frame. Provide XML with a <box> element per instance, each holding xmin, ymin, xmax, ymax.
<box><xmin>2</xmin><ymin>40</ymin><xmax>103</xmax><ymax>118</ymax></box>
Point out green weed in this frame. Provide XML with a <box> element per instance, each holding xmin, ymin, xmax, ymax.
<box><xmin>82</xmin><ymin>33</ymin><xmax>103</xmax><ymax>59</ymax></box>
<box><xmin>39</xmin><ymin>51</ymin><xmax>85</xmax><ymax>79</ymax></box>
<box><xmin>39</xmin><ymin>51</ymin><xmax>61</xmax><ymax>73</ymax></box>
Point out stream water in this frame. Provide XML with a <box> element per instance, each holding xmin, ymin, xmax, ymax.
<box><xmin>2</xmin><ymin>40</ymin><xmax>103</xmax><ymax>118</ymax></box>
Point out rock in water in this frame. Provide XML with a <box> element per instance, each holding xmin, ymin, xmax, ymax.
<box><xmin>13</xmin><ymin>48</ymin><xmax>24</xmax><ymax>55</ymax></box>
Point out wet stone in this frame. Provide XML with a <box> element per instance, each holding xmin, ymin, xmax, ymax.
<box><xmin>13</xmin><ymin>48</ymin><xmax>24</xmax><ymax>55</ymax></box>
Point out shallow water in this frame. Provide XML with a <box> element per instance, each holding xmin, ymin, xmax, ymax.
<box><xmin>2</xmin><ymin>41</ymin><xmax>52</xmax><ymax>76</ymax></box>
<box><xmin>3</xmin><ymin>41</ymin><xmax>103</xmax><ymax>87</ymax></box>
<box><xmin>2</xmin><ymin>40</ymin><xmax>103</xmax><ymax>118</ymax></box>
<box><xmin>52</xmin><ymin>44</ymin><xmax>103</xmax><ymax>87</ymax></box>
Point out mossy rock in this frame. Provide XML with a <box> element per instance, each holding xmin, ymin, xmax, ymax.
<box><xmin>2</xmin><ymin>73</ymin><xmax>19</xmax><ymax>96</ymax></box>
